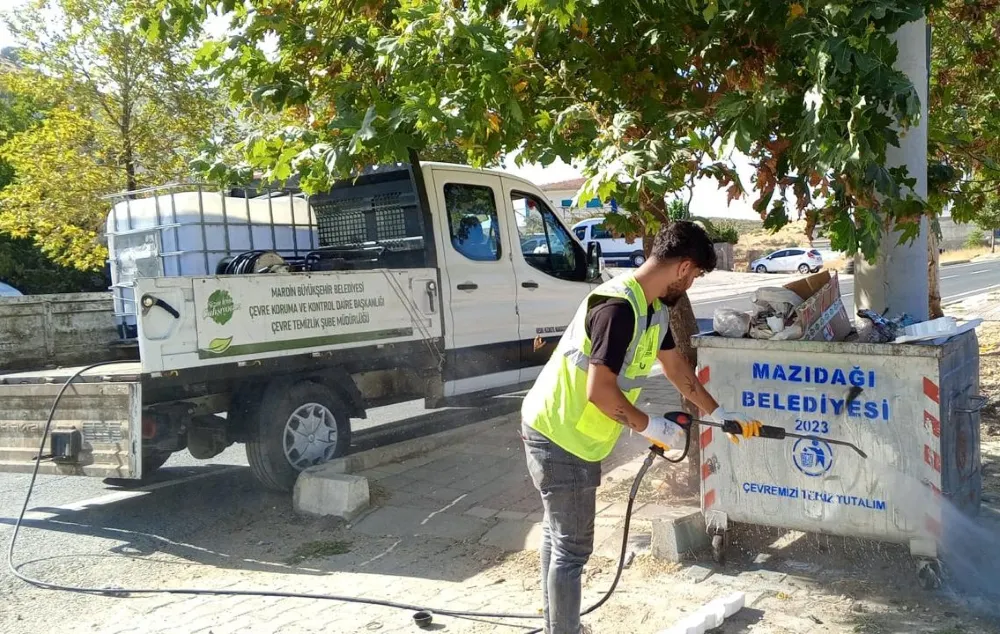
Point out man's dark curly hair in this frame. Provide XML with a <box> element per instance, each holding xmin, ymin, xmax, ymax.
<box><xmin>650</xmin><ymin>220</ymin><xmax>717</xmax><ymax>272</ymax></box>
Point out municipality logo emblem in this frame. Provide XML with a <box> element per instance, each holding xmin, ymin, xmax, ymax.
<box><xmin>793</xmin><ymin>438</ymin><xmax>833</xmax><ymax>477</ymax></box>
<box><xmin>204</xmin><ymin>289</ymin><xmax>237</xmax><ymax>326</ymax></box>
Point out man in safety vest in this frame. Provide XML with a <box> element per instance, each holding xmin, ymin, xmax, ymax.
<box><xmin>520</xmin><ymin>220</ymin><xmax>760</xmax><ymax>634</ymax></box>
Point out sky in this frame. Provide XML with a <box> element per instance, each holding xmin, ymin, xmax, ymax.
<box><xmin>0</xmin><ymin>3</ymin><xmax>16</xmax><ymax>50</ymax></box>
<box><xmin>0</xmin><ymin>0</ymin><xmax>763</xmax><ymax>219</ymax></box>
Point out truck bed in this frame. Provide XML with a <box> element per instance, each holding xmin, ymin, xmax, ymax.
<box><xmin>0</xmin><ymin>362</ymin><xmax>141</xmax><ymax>479</ymax></box>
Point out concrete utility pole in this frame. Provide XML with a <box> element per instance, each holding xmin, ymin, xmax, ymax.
<box><xmin>854</xmin><ymin>18</ymin><xmax>930</xmax><ymax>322</ymax></box>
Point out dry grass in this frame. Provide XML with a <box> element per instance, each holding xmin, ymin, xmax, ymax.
<box><xmin>823</xmin><ymin>257</ymin><xmax>848</xmax><ymax>272</ymax></box>
<box><xmin>285</xmin><ymin>539</ymin><xmax>352</xmax><ymax>564</ymax></box>
<box><xmin>732</xmin><ymin>220</ymin><xmax>813</xmax><ymax>271</ymax></box>
<box><xmin>941</xmin><ymin>247</ymin><xmax>991</xmax><ymax>263</ymax></box>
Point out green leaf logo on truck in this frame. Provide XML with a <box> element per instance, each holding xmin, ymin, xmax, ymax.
<box><xmin>204</xmin><ymin>289</ymin><xmax>236</xmax><ymax>325</ymax></box>
<box><xmin>206</xmin><ymin>336</ymin><xmax>233</xmax><ymax>354</ymax></box>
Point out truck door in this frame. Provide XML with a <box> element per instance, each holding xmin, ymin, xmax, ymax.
<box><xmin>500</xmin><ymin>177</ymin><xmax>596</xmax><ymax>385</ymax></box>
<box><xmin>431</xmin><ymin>169</ymin><xmax>521</xmax><ymax>396</ymax></box>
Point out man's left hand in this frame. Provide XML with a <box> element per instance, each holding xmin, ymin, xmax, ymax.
<box><xmin>710</xmin><ymin>407</ymin><xmax>761</xmax><ymax>444</ymax></box>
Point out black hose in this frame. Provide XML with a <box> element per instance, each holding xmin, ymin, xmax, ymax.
<box><xmin>8</xmin><ymin>365</ymin><xmax>680</xmax><ymax>630</ymax></box>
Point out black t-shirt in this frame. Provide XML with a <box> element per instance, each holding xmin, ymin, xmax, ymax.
<box><xmin>585</xmin><ymin>299</ymin><xmax>675</xmax><ymax>374</ymax></box>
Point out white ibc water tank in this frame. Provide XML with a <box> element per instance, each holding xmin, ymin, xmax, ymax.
<box><xmin>107</xmin><ymin>188</ymin><xmax>318</xmax><ymax>337</ymax></box>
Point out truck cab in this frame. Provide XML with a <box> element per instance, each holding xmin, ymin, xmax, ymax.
<box><xmin>428</xmin><ymin>164</ymin><xmax>600</xmax><ymax>393</ymax></box>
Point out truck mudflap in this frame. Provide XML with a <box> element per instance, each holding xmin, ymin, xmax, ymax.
<box><xmin>0</xmin><ymin>380</ymin><xmax>141</xmax><ymax>478</ymax></box>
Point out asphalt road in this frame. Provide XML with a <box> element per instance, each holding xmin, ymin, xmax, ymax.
<box><xmin>2</xmin><ymin>258</ymin><xmax>1000</xmax><ymax>605</ymax></box>
<box><xmin>692</xmin><ymin>258</ymin><xmax>1000</xmax><ymax>320</ymax></box>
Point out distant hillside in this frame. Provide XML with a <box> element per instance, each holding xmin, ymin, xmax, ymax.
<box><xmin>704</xmin><ymin>218</ymin><xmax>763</xmax><ymax>235</ymax></box>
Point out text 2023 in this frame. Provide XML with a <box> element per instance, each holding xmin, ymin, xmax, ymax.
<box><xmin>795</xmin><ymin>419</ymin><xmax>829</xmax><ymax>434</ymax></box>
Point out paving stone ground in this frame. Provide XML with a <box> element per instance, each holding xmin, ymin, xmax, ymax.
<box><xmin>4</xmin><ymin>376</ymin><xmax>1000</xmax><ymax>634</ymax></box>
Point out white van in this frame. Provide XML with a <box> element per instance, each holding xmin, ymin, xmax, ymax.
<box><xmin>571</xmin><ymin>217</ymin><xmax>646</xmax><ymax>267</ymax></box>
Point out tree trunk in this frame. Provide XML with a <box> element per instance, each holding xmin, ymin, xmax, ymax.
<box><xmin>123</xmin><ymin>137</ymin><xmax>138</xmax><ymax>193</ymax></box>
<box><xmin>640</xmin><ymin>195</ymin><xmax>701</xmax><ymax>501</ymax></box>
<box><xmin>992</xmin><ymin>230</ymin><xmax>996</xmax><ymax>254</ymax></box>
<box><xmin>928</xmin><ymin>226</ymin><xmax>943</xmax><ymax>318</ymax></box>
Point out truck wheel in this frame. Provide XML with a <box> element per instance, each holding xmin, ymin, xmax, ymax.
<box><xmin>246</xmin><ymin>379</ymin><xmax>351</xmax><ymax>492</ymax></box>
<box><xmin>630</xmin><ymin>251</ymin><xmax>646</xmax><ymax>267</ymax></box>
<box><xmin>143</xmin><ymin>452</ymin><xmax>170</xmax><ymax>477</ymax></box>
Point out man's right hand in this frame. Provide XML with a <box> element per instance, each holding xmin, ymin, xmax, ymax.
<box><xmin>710</xmin><ymin>407</ymin><xmax>761</xmax><ymax>444</ymax></box>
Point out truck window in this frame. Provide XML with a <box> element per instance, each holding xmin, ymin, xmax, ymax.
<box><xmin>444</xmin><ymin>183</ymin><xmax>502</xmax><ymax>261</ymax></box>
<box><xmin>573</xmin><ymin>226</ymin><xmax>586</xmax><ymax>241</ymax></box>
<box><xmin>512</xmin><ymin>192</ymin><xmax>587</xmax><ymax>281</ymax></box>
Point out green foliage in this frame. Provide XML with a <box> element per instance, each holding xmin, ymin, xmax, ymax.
<box><xmin>0</xmin><ymin>0</ymin><xmax>226</xmax><ymax>270</ymax></box>
<box><xmin>0</xmin><ymin>57</ymin><xmax>109</xmax><ymax>293</ymax></box>
<box><xmin>667</xmin><ymin>199</ymin><xmax>689</xmax><ymax>221</ymax></box>
<box><xmin>149</xmin><ymin>0</ymin><xmax>936</xmax><ymax>262</ymax></box>
<box><xmin>965</xmin><ymin>228</ymin><xmax>986</xmax><ymax>249</ymax></box>
<box><xmin>0</xmin><ymin>232</ymin><xmax>107</xmax><ymax>294</ymax></box>
<box><xmin>969</xmin><ymin>202</ymin><xmax>1000</xmax><ymax>234</ymax></box>
<box><xmin>927</xmin><ymin>2</ymin><xmax>1000</xmax><ymax>226</ymax></box>
<box><xmin>685</xmin><ymin>216</ymin><xmax>739</xmax><ymax>244</ymax></box>
<box><xmin>712</xmin><ymin>220</ymin><xmax>741</xmax><ymax>245</ymax></box>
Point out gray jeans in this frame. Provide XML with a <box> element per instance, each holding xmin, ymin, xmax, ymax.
<box><xmin>521</xmin><ymin>423</ymin><xmax>601</xmax><ymax>634</ymax></box>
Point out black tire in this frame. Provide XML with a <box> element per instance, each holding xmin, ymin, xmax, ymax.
<box><xmin>245</xmin><ymin>379</ymin><xmax>352</xmax><ymax>492</ymax></box>
<box><xmin>630</xmin><ymin>251</ymin><xmax>646</xmax><ymax>268</ymax></box>
<box><xmin>142</xmin><ymin>452</ymin><xmax>170</xmax><ymax>477</ymax></box>
<box><xmin>755</xmin><ymin>264</ymin><xmax>767</xmax><ymax>274</ymax></box>
<box><xmin>798</xmin><ymin>263</ymin><xmax>811</xmax><ymax>274</ymax></box>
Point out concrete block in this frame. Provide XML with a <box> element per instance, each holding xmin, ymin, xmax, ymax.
<box><xmin>683</xmin><ymin>564</ymin><xmax>714</xmax><ymax>584</ymax></box>
<box><xmin>294</xmin><ymin>470</ymin><xmax>369</xmax><ymax>520</ymax></box>
<box><xmin>650</xmin><ymin>506</ymin><xmax>710</xmax><ymax>562</ymax></box>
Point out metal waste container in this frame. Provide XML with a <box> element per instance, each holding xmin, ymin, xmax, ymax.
<box><xmin>693</xmin><ymin>330</ymin><xmax>982</xmax><ymax>587</ymax></box>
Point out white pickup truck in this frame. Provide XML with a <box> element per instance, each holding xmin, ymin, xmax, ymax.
<box><xmin>0</xmin><ymin>162</ymin><xmax>603</xmax><ymax>491</ymax></box>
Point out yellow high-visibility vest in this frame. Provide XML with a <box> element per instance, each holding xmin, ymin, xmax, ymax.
<box><xmin>521</xmin><ymin>274</ymin><xmax>669</xmax><ymax>462</ymax></box>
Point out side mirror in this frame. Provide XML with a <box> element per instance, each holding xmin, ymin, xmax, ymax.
<box><xmin>587</xmin><ymin>241</ymin><xmax>604</xmax><ymax>280</ymax></box>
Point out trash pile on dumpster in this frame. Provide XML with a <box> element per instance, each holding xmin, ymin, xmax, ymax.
<box><xmin>713</xmin><ymin>270</ymin><xmax>982</xmax><ymax>344</ymax></box>
<box><xmin>713</xmin><ymin>271</ymin><xmax>851</xmax><ymax>342</ymax></box>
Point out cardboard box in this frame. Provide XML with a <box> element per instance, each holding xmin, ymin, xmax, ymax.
<box><xmin>783</xmin><ymin>271</ymin><xmax>852</xmax><ymax>342</ymax></box>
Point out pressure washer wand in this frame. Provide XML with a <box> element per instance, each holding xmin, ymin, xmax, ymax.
<box><xmin>699</xmin><ymin>418</ymin><xmax>868</xmax><ymax>459</ymax></box>
<box><xmin>660</xmin><ymin>411</ymin><xmax>868</xmax><ymax>459</ymax></box>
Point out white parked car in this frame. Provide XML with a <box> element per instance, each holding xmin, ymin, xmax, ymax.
<box><xmin>0</xmin><ymin>282</ymin><xmax>23</xmax><ymax>296</ymax></box>
<box><xmin>572</xmin><ymin>217</ymin><xmax>645</xmax><ymax>267</ymax></box>
<box><xmin>751</xmin><ymin>248</ymin><xmax>823</xmax><ymax>274</ymax></box>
